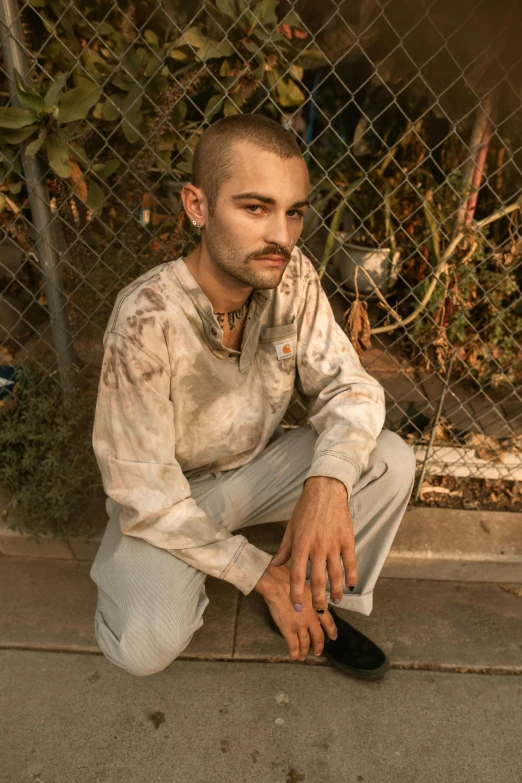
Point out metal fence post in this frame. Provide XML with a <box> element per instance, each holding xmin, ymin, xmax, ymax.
<box><xmin>0</xmin><ymin>0</ymin><xmax>76</xmax><ymax>390</ymax></box>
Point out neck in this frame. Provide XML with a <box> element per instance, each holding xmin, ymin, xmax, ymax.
<box><xmin>183</xmin><ymin>244</ymin><xmax>253</xmax><ymax>313</ymax></box>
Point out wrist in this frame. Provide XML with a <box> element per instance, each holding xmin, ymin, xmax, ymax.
<box><xmin>304</xmin><ymin>475</ymin><xmax>348</xmax><ymax>498</ymax></box>
<box><xmin>253</xmin><ymin>563</ymin><xmax>285</xmax><ymax>597</ymax></box>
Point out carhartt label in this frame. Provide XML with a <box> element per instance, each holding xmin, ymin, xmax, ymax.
<box><xmin>275</xmin><ymin>341</ymin><xmax>294</xmax><ymax>360</ymax></box>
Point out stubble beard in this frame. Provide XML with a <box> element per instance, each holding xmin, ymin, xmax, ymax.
<box><xmin>204</xmin><ymin>220</ymin><xmax>289</xmax><ymax>291</ymax></box>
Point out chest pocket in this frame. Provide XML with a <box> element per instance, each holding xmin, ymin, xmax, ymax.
<box><xmin>256</xmin><ymin>321</ymin><xmax>297</xmax><ymax>400</ymax></box>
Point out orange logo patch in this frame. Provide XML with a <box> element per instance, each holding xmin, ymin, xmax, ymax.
<box><xmin>275</xmin><ymin>340</ymin><xmax>295</xmax><ymax>361</ymax></box>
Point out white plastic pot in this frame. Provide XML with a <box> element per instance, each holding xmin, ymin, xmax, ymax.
<box><xmin>333</xmin><ymin>238</ymin><xmax>401</xmax><ymax>294</ymax></box>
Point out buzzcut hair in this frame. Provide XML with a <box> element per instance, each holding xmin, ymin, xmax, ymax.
<box><xmin>192</xmin><ymin>114</ymin><xmax>304</xmax><ymax>216</ymax></box>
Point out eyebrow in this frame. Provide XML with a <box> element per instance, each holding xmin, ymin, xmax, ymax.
<box><xmin>230</xmin><ymin>191</ymin><xmax>310</xmax><ymax>209</ymax></box>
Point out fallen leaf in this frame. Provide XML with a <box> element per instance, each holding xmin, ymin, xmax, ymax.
<box><xmin>464</xmin><ymin>433</ymin><xmax>506</xmax><ymax>462</ymax></box>
<box><xmin>68</xmin><ymin>159</ymin><xmax>88</xmax><ymax>204</ymax></box>
<box><xmin>498</xmin><ymin>584</ymin><xmax>522</xmax><ymax>598</ymax></box>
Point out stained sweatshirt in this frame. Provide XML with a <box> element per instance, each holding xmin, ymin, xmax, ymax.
<box><xmin>92</xmin><ymin>248</ymin><xmax>386</xmax><ymax>595</ymax></box>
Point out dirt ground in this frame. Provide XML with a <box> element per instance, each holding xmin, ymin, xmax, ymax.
<box><xmin>413</xmin><ymin>474</ymin><xmax>522</xmax><ymax>512</ymax></box>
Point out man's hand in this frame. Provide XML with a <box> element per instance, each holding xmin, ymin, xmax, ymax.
<box><xmin>270</xmin><ymin>476</ymin><xmax>357</xmax><ymax>611</ymax></box>
<box><xmin>254</xmin><ymin>563</ymin><xmax>338</xmax><ymax>660</ymax></box>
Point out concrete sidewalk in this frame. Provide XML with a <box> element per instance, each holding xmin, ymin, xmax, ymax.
<box><xmin>1</xmin><ymin>652</ymin><xmax>521</xmax><ymax>783</ymax></box>
<box><xmin>1</xmin><ymin>548</ymin><xmax>521</xmax><ymax>782</ymax></box>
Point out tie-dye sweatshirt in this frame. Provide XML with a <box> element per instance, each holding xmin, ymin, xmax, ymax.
<box><xmin>92</xmin><ymin>248</ymin><xmax>386</xmax><ymax>595</ymax></box>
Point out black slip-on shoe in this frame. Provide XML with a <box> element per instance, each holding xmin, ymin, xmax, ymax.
<box><xmin>266</xmin><ymin>606</ymin><xmax>390</xmax><ymax>682</ymax></box>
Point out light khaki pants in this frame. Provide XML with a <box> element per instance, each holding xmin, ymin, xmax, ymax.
<box><xmin>90</xmin><ymin>426</ymin><xmax>416</xmax><ymax>676</ymax></box>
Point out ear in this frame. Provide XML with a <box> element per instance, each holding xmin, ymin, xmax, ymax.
<box><xmin>181</xmin><ymin>183</ymin><xmax>205</xmax><ymax>226</ymax></box>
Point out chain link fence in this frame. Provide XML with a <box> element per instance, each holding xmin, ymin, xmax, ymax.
<box><xmin>0</xmin><ymin>0</ymin><xmax>521</xmax><ymax>532</ymax></box>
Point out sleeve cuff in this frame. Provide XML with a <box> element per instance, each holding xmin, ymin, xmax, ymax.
<box><xmin>305</xmin><ymin>451</ymin><xmax>360</xmax><ymax>498</ymax></box>
<box><xmin>220</xmin><ymin>541</ymin><xmax>273</xmax><ymax>596</ymax></box>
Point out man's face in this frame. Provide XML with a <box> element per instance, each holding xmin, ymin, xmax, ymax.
<box><xmin>203</xmin><ymin>141</ymin><xmax>310</xmax><ymax>290</ymax></box>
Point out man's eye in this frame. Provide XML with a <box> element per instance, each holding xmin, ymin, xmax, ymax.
<box><xmin>246</xmin><ymin>205</ymin><xmax>264</xmax><ymax>214</ymax></box>
<box><xmin>287</xmin><ymin>210</ymin><xmax>304</xmax><ymax>218</ymax></box>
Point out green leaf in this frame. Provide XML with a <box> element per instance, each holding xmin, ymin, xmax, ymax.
<box><xmin>197</xmin><ymin>39</ymin><xmax>233</xmax><ymax>61</ymax></box>
<box><xmin>86</xmin><ymin>180</ymin><xmax>105</xmax><ymax>210</ymax></box>
<box><xmin>45</xmin><ymin>133</ymin><xmax>71</xmax><ymax>177</ymax></box>
<box><xmin>0</xmin><ymin>107</ymin><xmax>37</xmax><ymax>130</ymax></box>
<box><xmin>13</xmin><ymin>69</ymin><xmax>45</xmax><ymax>113</ymax></box>
<box><xmin>143</xmin><ymin>29</ymin><xmax>159</xmax><ymax>47</ymax></box>
<box><xmin>2</xmin><ymin>126</ymin><xmax>36</xmax><ymax>144</ymax></box>
<box><xmin>121</xmin><ymin>50</ymin><xmax>141</xmax><ymax>79</ymax></box>
<box><xmin>7</xmin><ymin>180</ymin><xmax>22</xmax><ymax>194</ymax></box>
<box><xmin>144</xmin><ymin>52</ymin><xmax>163</xmax><ymax>78</ymax></box>
<box><xmin>57</xmin><ymin>79</ymin><xmax>102</xmax><ymax>123</ymax></box>
<box><xmin>281</xmin><ymin>10</ymin><xmax>301</xmax><ymax>27</ymax></box>
<box><xmin>82</xmin><ymin>48</ymin><xmax>111</xmax><ymax>78</ymax></box>
<box><xmin>44</xmin><ymin>73</ymin><xmax>68</xmax><ymax>106</ymax></box>
<box><xmin>216</xmin><ymin>0</ymin><xmax>237</xmax><ymax>19</ymax></box>
<box><xmin>176</xmin><ymin>159</ymin><xmax>192</xmax><ymax>174</ymax></box>
<box><xmin>242</xmin><ymin>40</ymin><xmax>259</xmax><ymax>53</ymax></box>
<box><xmin>171</xmin><ymin>99</ymin><xmax>188</xmax><ymax>125</ymax></box>
<box><xmin>258</xmin><ymin>0</ymin><xmax>279</xmax><ymax>25</ymax></box>
<box><xmin>101</xmin><ymin>99</ymin><xmax>120</xmax><ymax>122</ymax></box>
<box><xmin>167</xmin><ymin>48</ymin><xmax>188</xmax><ymax>61</ymax></box>
<box><xmin>0</xmin><ymin>194</ymin><xmax>6</xmax><ymax>214</ymax></box>
<box><xmin>295</xmin><ymin>47</ymin><xmax>326</xmax><ymax>68</ymax></box>
<box><xmin>91</xmin><ymin>159</ymin><xmax>121</xmax><ymax>178</ymax></box>
<box><xmin>113</xmin><ymin>85</ymin><xmax>143</xmax><ymax>143</ymax></box>
<box><xmin>290</xmin><ymin>64</ymin><xmax>304</xmax><ymax>80</ymax></box>
<box><xmin>25</xmin><ymin>127</ymin><xmax>47</xmax><ymax>157</ymax></box>
<box><xmin>182</xmin><ymin>27</ymin><xmax>208</xmax><ymax>49</ymax></box>
<box><xmin>223</xmin><ymin>98</ymin><xmax>240</xmax><ymax>116</ymax></box>
<box><xmin>204</xmin><ymin>93</ymin><xmax>225</xmax><ymax>119</ymax></box>
<box><xmin>276</xmin><ymin>78</ymin><xmax>305</xmax><ymax>107</ymax></box>
<box><xmin>67</xmin><ymin>144</ymin><xmax>90</xmax><ymax>167</ymax></box>
<box><xmin>110</xmin><ymin>73</ymin><xmax>134</xmax><ymax>92</ymax></box>
<box><xmin>121</xmin><ymin>118</ymin><xmax>142</xmax><ymax>144</ymax></box>
<box><xmin>219</xmin><ymin>59</ymin><xmax>232</xmax><ymax>76</ymax></box>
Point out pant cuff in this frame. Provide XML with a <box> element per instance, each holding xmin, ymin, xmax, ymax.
<box><xmin>326</xmin><ymin>590</ymin><xmax>373</xmax><ymax>617</ymax></box>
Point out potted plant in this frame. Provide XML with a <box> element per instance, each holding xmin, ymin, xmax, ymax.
<box><xmin>306</xmin><ymin>178</ymin><xmax>401</xmax><ymax>296</ymax></box>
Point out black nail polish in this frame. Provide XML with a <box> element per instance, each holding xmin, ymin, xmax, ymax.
<box><xmin>349</xmin><ymin>586</ymin><xmax>355</xmax><ymax>592</ymax></box>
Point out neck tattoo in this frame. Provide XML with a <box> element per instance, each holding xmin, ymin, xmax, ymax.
<box><xmin>213</xmin><ymin>293</ymin><xmax>253</xmax><ymax>331</ymax></box>
<box><xmin>214</xmin><ymin>304</ymin><xmax>246</xmax><ymax>330</ymax></box>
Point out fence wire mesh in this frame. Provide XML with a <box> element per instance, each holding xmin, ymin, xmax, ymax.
<box><xmin>1</xmin><ymin>0</ymin><xmax>521</xmax><ymax>513</ymax></box>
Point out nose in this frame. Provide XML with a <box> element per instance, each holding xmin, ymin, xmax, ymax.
<box><xmin>264</xmin><ymin>212</ymin><xmax>292</xmax><ymax>251</ymax></box>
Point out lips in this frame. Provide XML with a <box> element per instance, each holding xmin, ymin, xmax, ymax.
<box><xmin>256</xmin><ymin>255</ymin><xmax>286</xmax><ymax>262</ymax></box>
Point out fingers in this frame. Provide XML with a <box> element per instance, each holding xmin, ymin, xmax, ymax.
<box><xmin>341</xmin><ymin>544</ymin><xmax>358</xmax><ymax>590</ymax></box>
<box><xmin>286</xmin><ymin>624</ymin><xmax>323</xmax><ymax>659</ymax></box>
<box><xmin>318</xmin><ymin>611</ymin><xmax>338</xmax><ymax>642</ymax></box>
<box><xmin>309</xmin><ymin>552</ymin><xmax>328</xmax><ymax>610</ymax></box>
<box><xmin>285</xmin><ymin>630</ymin><xmax>301</xmax><ymax>662</ymax></box>
<box><xmin>297</xmin><ymin>628</ymin><xmax>310</xmax><ymax>660</ymax></box>
<box><xmin>309</xmin><ymin>621</ymin><xmax>325</xmax><ymax>656</ymax></box>
<box><xmin>326</xmin><ymin>552</ymin><xmax>344</xmax><ymax>604</ymax></box>
<box><xmin>289</xmin><ymin>548</ymin><xmax>308</xmax><ymax>609</ymax></box>
<box><xmin>270</xmin><ymin>530</ymin><xmax>292</xmax><ymax>567</ymax></box>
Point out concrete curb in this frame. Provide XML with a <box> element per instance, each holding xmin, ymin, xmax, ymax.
<box><xmin>1</xmin><ymin>503</ymin><xmax>521</xmax><ymax>581</ymax></box>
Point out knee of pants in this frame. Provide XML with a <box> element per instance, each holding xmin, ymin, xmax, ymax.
<box><xmin>376</xmin><ymin>430</ymin><xmax>417</xmax><ymax>493</ymax></box>
<box><xmin>94</xmin><ymin>606</ymin><xmax>200</xmax><ymax>677</ymax></box>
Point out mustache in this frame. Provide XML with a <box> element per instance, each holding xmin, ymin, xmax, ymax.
<box><xmin>251</xmin><ymin>246</ymin><xmax>292</xmax><ymax>261</ymax></box>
